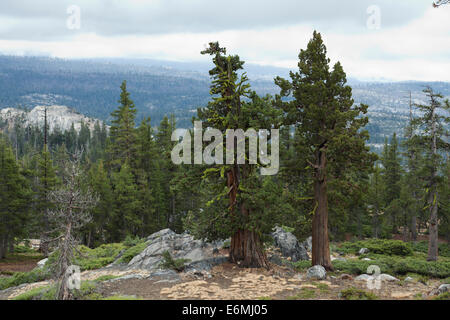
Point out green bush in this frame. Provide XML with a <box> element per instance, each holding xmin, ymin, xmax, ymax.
<box><xmin>292</xmin><ymin>260</ymin><xmax>312</xmax><ymax>271</ymax></box>
<box><xmin>0</xmin><ymin>268</ymin><xmax>50</xmax><ymax>291</ymax></box>
<box><xmin>160</xmin><ymin>251</ymin><xmax>190</xmax><ymax>272</ymax></box>
<box><xmin>122</xmin><ymin>235</ymin><xmax>144</xmax><ymax>247</ymax></box>
<box><xmin>13</xmin><ymin>245</ymin><xmax>36</xmax><ymax>254</ymax></box>
<box><xmin>117</xmin><ymin>241</ymin><xmax>147</xmax><ymax>264</ymax></box>
<box><xmin>411</xmin><ymin>241</ymin><xmax>450</xmax><ymax>258</ymax></box>
<box><xmin>339</xmin><ymin>287</ymin><xmax>378</xmax><ymax>300</ymax></box>
<box><xmin>332</xmin><ymin>255</ymin><xmax>450</xmax><ymax>278</ymax></box>
<box><xmin>74</xmin><ymin>243</ymin><xmax>126</xmax><ymax>271</ymax></box>
<box><xmin>13</xmin><ymin>285</ymin><xmax>51</xmax><ymax>300</ymax></box>
<box><xmin>338</xmin><ymin>239</ymin><xmax>413</xmax><ymax>256</ymax></box>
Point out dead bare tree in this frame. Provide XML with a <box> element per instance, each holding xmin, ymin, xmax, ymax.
<box><xmin>48</xmin><ymin>151</ymin><xmax>98</xmax><ymax>300</ymax></box>
<box><xmin>433</xmin><ymin>0</ymin><xmax>450</xmax><ymax>7</ymax></box>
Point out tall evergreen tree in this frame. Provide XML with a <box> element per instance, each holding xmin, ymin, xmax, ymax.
<box><xmin>0</xmin><ymin>135</ymin><xmax>32</xmax><ymax>259</ymax></box>
<box><xmin>275</xmin><ymin>31</ymin><xmax>376</xmax><ymax>270</ymax></box>
<box><xmin>108</xmin><ymin>80</ymin><xmax>138</xmax><ymax>171</ymax></box>
<box><xmin>413</xmin><ymin>88</ymin><xmax>449</xmax><ymax>261</ymax></box>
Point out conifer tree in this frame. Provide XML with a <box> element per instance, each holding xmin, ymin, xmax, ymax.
<box><xmin>0</xmin><ymin>135</ymin><xmax>32</xmax><ymax>259</ymax></box>
<box><xmin>413</xmin><ymin>88</ymin><xmax>449</xmax><ymax>261</ymax></box>
<box><xmin>36</xmin><ymin>145</ymin><xmax>58</xmax><ymax>256</ymax></box>
<box><xmin>275</xmin><ymin>31</ymin><xmax>376</xmax><ymax>270</ymax></box>
<box><xmin>108</xmin><ymin>80</ymin><xmax>138</xmax><ymax>171</ymax></box>
<box><xmin>111</xmin><ymin>163</ymin><xmax>141</xmax><ymax>241</ymax></box>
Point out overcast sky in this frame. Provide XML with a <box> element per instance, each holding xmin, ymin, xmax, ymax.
<box><xmin>0</xmin><ymin>0</ymin><xmax>449</xmax><ymax>81</ymax></box>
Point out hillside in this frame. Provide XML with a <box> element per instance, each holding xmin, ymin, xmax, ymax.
<box><xmin>1</xmin><ymin>55</ymin><xmax>450</xmax><ymax>149</ymax></box>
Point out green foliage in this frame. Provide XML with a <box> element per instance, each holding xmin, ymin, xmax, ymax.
<box><xmin>337</xmin><ymin>239</ymin><xmax>413</xmax><ymax>256</ymax></box>
<box><xmin>332</xmin><ymin>255</ymin><xmax>450</xmax><ymax>278</ymax></box>
<box><xmin>74</xmin><ymin>243</ymin><xmax>125</xmax><ymax>271</ymax></box>
<box><xmin>339</xmin><ymin>287</ymin><xmax>378</xmax><ymax>300</ymax></box>
<box><xmin>411</xmin><ymin>241</ymin><xmax>450</xmax><ymax>258</ymax></box>
<box><xmin>160</xmin><ymin>250</ymin><xmax>190</xmax><ymax>272</ymax></box>
<box><xmin>117</xmin><ymin>241</ymin><xmax>147</xmax><ymax>264</ymax></box>
<box><xmin>288</xmin><ymin>288</ymin><xmax>316</xmax><ymax>300</ymax></box>
<box><xmin>13</xmin><ymin>285</ymin><xmax>53</xmax><ymax>300</ymax></box>
<box><xmin>0</xmin><ymin>268</ymin><xmax>50</xmax><ymax>290</ymax></box>
<box><xmin>292</xmin><ymin>260</ymin><xmax>312</xmax><ymax>271</ymax></box>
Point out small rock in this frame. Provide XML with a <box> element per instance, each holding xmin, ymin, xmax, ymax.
<box><xmin>358</xmin><ymin>248</ymin><xmax>369</xmax><ymax>255</ymax></box>
<box><xmin>379</xmin><ymin>274</ymin><xmax>399</xmax><ymax>282</ymax></box>
<box><xmin>105</xmin><ymin>274</ymin><xmax>145</xmax><ymax>283</ymax></box>
<box><xmin>268</xmin><ymin>254</ymin><xmax>283</xmax><ymax>266</ymax></box>
<box><xmin>36</xmin><ymin>258</ymin><xmax>48</xmax><ymax>269</ymax></box>
<box><xmin>362</xmin><ymin>258</ymin><xmax>371</xmax><ymax>261</ymax></box>
<box><xmin>404</xmin><ymin>277</ymin><xmax>414</xmax><ymax>282</ymax></box>
<box><xmin>340</xmin><ymin>274</ymin><xmax>353</xmax><ymax>280</ymax></box>
<box><xmin>437</xmin><ymin>284</ymin><xmax>450</xmax><ymax>295</ymax></box>
<box><xmin>302</xmin><ymin>236</ymin><xmax>312</xmax><ymax>252</ymax></box>
<box><xmin>355</xmin><ymin>274</ymin><xmax>372</xmax><ymax>281</ymax></box>
<box><xmin>306</xmin><ymin>265</ymin><xmax>327</xmax><ymax>280</ymax></box>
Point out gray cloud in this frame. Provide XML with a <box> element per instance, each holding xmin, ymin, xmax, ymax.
<box><xmin>0</xmin><ymin>0</ymin><xmax>431</xmax><ymax>40</ymax></box>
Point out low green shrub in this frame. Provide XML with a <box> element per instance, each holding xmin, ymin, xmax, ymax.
<box><xmin>0</xmin><ymin>268</ymin><xmax>50</xmax><ymax>291</ymax></box>
<box><xmin>332</xmin><ymin>255</ymin><xmax>450</xmax><ymax>278</ymax></box>
<box><xmin>338</xmin><ymin>239</ymin><xmax>413</xmax><ymax>256</ymax></box>
<box><xmin>74</xmin><ymin>243</ymin><xmax>126</xmax><ymax>271</ymax></box>
<box><xmin>160</xmin><ymin>251</ymin><xmax>190</xmax><ymax>272</ymax></box>
<box><xmin>411</xmin><ymin>241</ymin><xmax>450</xmax><ymax>258</ymax></box>
<box><xmin>292</xmin><ymin>260</ymin><xmax>312</xmax><ymax>271</ymax></box>
<box><xmin>117</xmin><ymin>241</ymin><xmax>147</xmax><ymax>264</ymax></box>
<box><xmin>339</xmin><ymin>287</ymin><xmax>378</xmax><ymax>300</ymax></box>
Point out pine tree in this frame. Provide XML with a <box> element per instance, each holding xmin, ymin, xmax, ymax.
<box><xmin>111</xmin><ymin>163</ymin><xmax>141</xmax><ymax>241</ymax></box>
<box><xmin>402</xmin><ymin>99</ymin><xmax>426</xmax><ymax>241</ymax></box>
<box><xmin>275</xmin><ymin>31</ymin><xmax>376</xmax><ymax>270</ymax></box>
<box><xmin>382</xmin><ymin>133</ymin><xmax>403</xmax><ymax>234</ymax></box>
<box><xmin>36</xmin><ymin>146</ymin><xmax>58</xmax><ymax>256</ymax></box>
<box><xmin>86</xmin><ymin>160</ymin><xmax>114</xmax><ymax>246</ymax></box>
<box><xmin>0</xmin><ymin>135</ymin><xmax>32</xmax><ymax>259</ymax></box>
<box><xmin>108</xmin><ymin>80</ymin><xmax>138</xmax><ymax>171</ymax></box>
<box><xmin>412</xmin><ymin>87</ymin><xmax>450</xmax><ymax>261</ymax></box>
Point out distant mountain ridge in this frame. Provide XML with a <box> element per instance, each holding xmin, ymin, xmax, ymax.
<box><xmin>0</xmin><ymin>55</ymin><xmax>449</xmax><ymax>148</ymax></box>
<box><xmin>0</xmin><ymin>105</ymin><xmax>102</xmax><ymax>133</ymax></box>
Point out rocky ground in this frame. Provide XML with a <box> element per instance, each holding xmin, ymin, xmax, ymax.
<box><xmin>0</xmin><ymin>228</ymin><xmax>448</xmax><ymax>300</ymax></box>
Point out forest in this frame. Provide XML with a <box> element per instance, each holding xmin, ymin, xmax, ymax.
<box><xmin>0</xmin><ymin>31</ymin><xmax>449</xmax><ymax>300</ymax></box>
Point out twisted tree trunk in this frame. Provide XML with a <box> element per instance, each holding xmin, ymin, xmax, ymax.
<box><xmin>227</xmin><ymin>167</ymin><xmax>269</xmax><ymax>269</ymax></box>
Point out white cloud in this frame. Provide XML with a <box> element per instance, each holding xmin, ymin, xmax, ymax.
<box><xmin>0</xmin><ymin>5</ymin><xmax>449</xmax><ymax>81</ymax></box>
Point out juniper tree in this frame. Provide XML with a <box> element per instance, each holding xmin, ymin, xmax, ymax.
<box><xmin>275</xmin><ymin>31</ymin><xmax>376</xmax><ymax>270</ymax></box>
<box><xmin>192</xmin><ymin>42</ymin><xmax>282</xmax><ymax>268</ymax></box>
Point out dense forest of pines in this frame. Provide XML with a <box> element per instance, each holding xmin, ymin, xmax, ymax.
<box><xmin>0</xmin><ymin>32</ymin><xmax>449</xmax><ymax>269</ymax></box>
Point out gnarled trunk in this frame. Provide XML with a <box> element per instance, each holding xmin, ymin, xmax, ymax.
<box><xmin>227</xmin><ymin>167</ymin><xmax>269</xmax><ymax>269</ymax></box>
<box><xmin>230</xmin><ymin>228</ymin><xmax>269</xmax><ymax>268</ymax></box>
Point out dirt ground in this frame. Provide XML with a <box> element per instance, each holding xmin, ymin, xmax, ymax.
<box><xmin>94</xmin><ymin>262</ymin><xmax>440</xmax><ymax>300</ymax></box>
<box><xmin>0</xmin><ymin>253</ymin><xmax>43</xmax><ymax>274</ymax></box>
